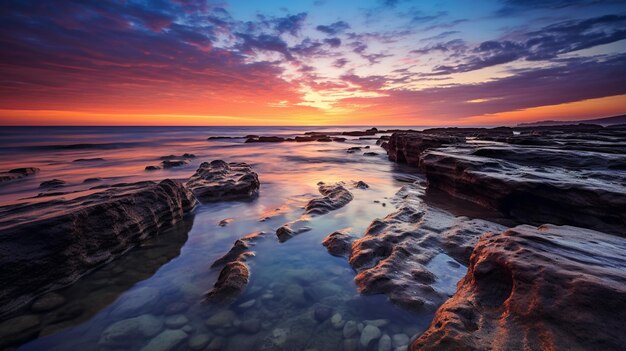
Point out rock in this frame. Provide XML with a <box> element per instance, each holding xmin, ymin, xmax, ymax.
<box><xmin>205</xmin><ymin>309</ymin><xmax>236</xmax><ymax>328</ymax></box>
<box><xmin>343</xmin><ymin>320</ymin><xmax>358</xmax><ymax>338</ymax></box>
<box><xmin>322</xmin><ymin>229</ymin><xmax>354</xmax><ymax>257</ymax></box>
<box><xmin>73</xmin><ymin>157</ymin><xmax>104</xmax><ymax>162</ymax></box>
<box><xmin>39</xmin><ymin>179</ymin><xmax>65</xmax><ymax>188</ymax></box>
<box><xmin>186</xmin><ymin>160</ymin><xmax>260</xmax><ymax>202</ymax></box>
<box><xmin>210</xmin><ymin>231</ymin><xmax>265</xmax><ymax>268</ymax></box>
<box><xmin>110</xmin><ymin>287</ymin><xmax>161</xmax><ymax>317</ymax></box>
<box><xmin>364</xmin><ymin>152</ymin><xmax>378</xmax><ymax>156</ymax></box>
<box><xmin>30</xmin><ymin>292</ymin><xmax>66</xmax><ymax>312</ymax></box>
<box><xmin>412</xmin><ymin>224</ymin><xmax>626</xmax><ymax>351</ymax></box>
<box><xmin>304</xmin><ymin>182</ymin><xmax>354</xmax><ymax>215</ymax></box>
<box><xmin>161</xmin><ymin>159</ymin><xmax>188</xmax><ymax>168</ymax></box>
<box><xmin>392</xmin><ymin>333</ymin><xmax>409</xmax><ymax>348</ymax></box>
<box><xmin>188</xmin><ymin>333</ymin><xmax>211</xmax><ymax>350</ymax></box>
<box><xmin>0</xmin><ymin>167</ymin><xmax>39</xmax><ymax>183</ymax></box>
<box><xmin>379</xmin><ymin>334</ymin><xmax>392</xmax><ymax>351</ymax></box>
<box><xmin>347</xmin><ymin>184</ymin><xmax>506</xmax><ymax>311</ymax></box>
<box><xmin>99</xmin><ymin>314</ymin><xmax>163</xmax><ymax>347</ymax></box>
<box><xmin>284</xmin><ymin>283</ymin><xmax>307</xmax><ymax>305</ymax></box>
<box><xmin>353</xmin><ymin>180</ymin><xmax>369</xmax><ymax>189</ymax></box>
<box><xmin>0</xmin><ymin>315</ymin><xmax>41</xmax><ymax>349</ymax></box>
<box><xmin>343</xmin><ymin>338</ymin><xmax>359</xmax><ymax>351</ymax></box>
<box><xmin>145</xmin><ymin>165</ymin><xmax>161</xmax><ymax>171</ymax></box>
<box><xmin>238</xmin><ymin>299</ymin><xmax>256</xmax><ymax>309</ymax></box>
<box><xmin>347</xmin><ymin>147</ymin><xmax>362</xmax><ymax>153</ymax></box>
<box><xmin>360</xmin><ymin>325</ymin><xmax>382</xmax><ymax>347</ymax></box>
<box><xmin>314</xmin><ymin>304</ymin><xmax>334</xmax><ymax>323</ymax></box>
<box><xmin>83</xmin><ymin>177</ymin><xmax>102</xmax><ymax>183</ymax></box>
<box><xmin>241</xmin><ymin>318</ymin><xmax>261</xmax><ymax>334</ymax></box>
<box><xmin>205</xmin><ymin>261</ymin><xmax>250</xmax><ymax>304</ymax></box>
<box><xmin>140</xmin><ymin>329</ymin><xmax>188</xmax><ymax>351</ymax></box>
<box><xmin>206</xmin><ymin>336</ymin><xmax>225</xmax><ymax>350</ymax></box>
<box><xmin>218</xmin><ymin>218</ymin><xmax>233</xmax><ymax>226</ymax></box>
<box><xmin>276</xmin><ymin>218</ymin><xmax>312</xmax><ymax>242</ymax></box>
<box><xmin>164</xmin><ymin>314</ymin><xmax>188</xmax><ymax>329</ymax></box>
<box><xmin>245</xmin><ymin>136</ymin><xmax>286</xmax><ymax>142</ymax></box>
<box><xmin>385</xmin><ymin>132</ymin><xmax>464</xmax><ymax>166</ymax></box>
<box><xmin>159</xmin><ymin>153</ymin><xmax>196</xmax><ymax>160</ymax></box>
<box><xmin>330</xmin><ymin>313</ymin><xmax>344</xmax><ymax>329</ymax></box>
<box><xmin>365</xmin><ymin>319</ymin><xmax>389</xmax><ymax>328</ymax></box>
<box><xmin>420</xmin><ymin>145</ymin><xmax>626</xmax><ymax>235</ymax></box>
<box><xmin>0</xmin><ymin>179</ymin><xmax>196</xmax><ymax>316</ymax></box>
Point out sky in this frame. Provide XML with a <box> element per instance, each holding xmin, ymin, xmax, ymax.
<box><xmin>0</xmin><ymin>0</ymin><xmax>625</xmax><ymax>126</ymax></box>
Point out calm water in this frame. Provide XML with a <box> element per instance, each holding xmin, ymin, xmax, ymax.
<box><xmin>0</xmin><ymin>126</ymin><xmax>469</xmax><ymax>351</ymax></box>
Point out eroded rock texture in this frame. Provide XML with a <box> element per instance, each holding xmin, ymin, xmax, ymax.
<box><xmin>385</xmin><ymin>133</ymin><xmax>465</xmax><ymax>166</ymax></box>
<box><xmin>347</xmin><ymin>184</ymin><xmax>506</xmax><ymax>311</ymax></box>
<box><xmin>206</xmin><ymin>231</ymin><xmax>266</xmax><ymax>304</ymax></box>
<box><xmin>186</xmin><ymin>160</ymin><xmax>260</xmax><ymax>202</ymax></box>
<box><xmin>0</xmin><ymin>179</ymin><xmax>196</xmax><ymax>316</ymax></box>
<box><xmin>412</xmin><ymin>224</ymin><xmax>626</xmax><ymax>351</ymax></box>
<box><xmin>304</xmin><ymin>182</ymin><xmax>354</xmax><ymax>215</ymax></box>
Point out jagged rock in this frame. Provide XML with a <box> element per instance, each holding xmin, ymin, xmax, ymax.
<box><xmin>186</xmin><ymin>160</ymin><xmax>260</xmax><ymax>202</ymax></box>
<box><xmin>206</xmin><ymin>232</ymin><xmax>265</xmax><ymax>303</ymax></box>
<box><xmin>304</xmin><ymin>182</ymin><xmax>354</xmax><ymax>215</ymax></box>
<box><xmin>322</xmin><ymin>229</ymin><xmax>354</xmax><ymax>257</ymax></box>
<box><xmin>0</xmin><ymin>179</ymin><xmax>196</xmax><ymax>316</ymax></box>
<box><xmin>347</xmin><ymin>184</ymin><xmax>506</xmax><ymax>311</ymax></box>
<box><xmin>412</xmin><ymin>224</ymin><xmax>626</xmax><ymax>351</ymax></box>
<box><xmin>0</xmin><ymin>167</ymin><xmax>39</xmax><ymax>183</ymax></box>
<box><xmin>385</xmin><ymin>132</ymin><xmax>464</xmax><ymax>166</ymax></box>
<box><xmin>276</xmin><ymin>218</ymin><xmax>312</xmax><ymax>242</ymax></box>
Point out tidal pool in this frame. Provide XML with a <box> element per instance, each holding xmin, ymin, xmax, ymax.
<box><xmin>1</xmin><ymin>127</ymin><xmax>471</xmax><ymax>350</ymax></box>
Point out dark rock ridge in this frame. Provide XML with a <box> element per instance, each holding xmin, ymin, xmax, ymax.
<box><xmin>206</xmin><ymin>231</ymin><xmax>266</xmax><ymax>303</ymax></box>
<box><xmin>186</xmin><ymin>160</ymin><xmax>260</xmax><ymax>203</ymax></box>
<box><xmin>384</xmin><ymin>126</ymin><xmax>626</xmax><ymax>235</ymax></box>
<box><xmin>159</xmin><ymin>153</ymin><xmax>196</xmax><ymax>160</ymax></box>
<box><xmin>39</xmin><ymin>179</ymin><xmax>66</xmax><ymax>188</ymax></box>
<box><xmin>161</xmin><ymin>159</ymin><xmax>188</xmax><ymax>168</ymax></box>
<box><xmin>0</xmin><ymin>179</ymin><xmax>196</xmax><ymax>317</ymax></box>
<box><xmin>322</xmin><ymin>229</ymin><xmax>354</xmax><ymax>257</ymax></box>
<box><xmin>347</xmin><ymin>184</ymin><xmax>506</xmax><ymax>311</ymax></box>
<box><xmin>385</xmin><ymin>133</ymin><xmax>465</xmax><ymax>166</ymax></box>
<box><xmin>0</xmin><ymin>167</ymin><xmax>39</xmax><ymax>183</ymax></box>
<box><xmin>72</xmin><ymin>158</ymin><xmax>105</xmax><ymax>162</ymax></box>
<box><xmin>412</xmin><ymin>224</ymin><xmax>626</xmax><ymax>351</ymax></box>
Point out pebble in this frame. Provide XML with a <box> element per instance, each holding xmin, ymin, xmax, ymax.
<box><xmin>392</xmin><ymin>333</ymin><xmax>410</xmax><ymax>348</ymax></box>
<box><xmin>205</xmin><ymin>309</ymin><xmax>236</xmax><ymax>328</ymax></box>
<box><xmin>164</xmin><ymin>302</ymin><xmax>189</xmax><ymax>315</ymax></box>
<box><xmin>343</xmin><ymin>338</ymin><xmax>359</xmax><ymax>351</ymax></box>
<box><xmin>378</xmin><ymin>334</ymin><xmax>392</xmax><ymax>351</ymax></box>
<box><xmin>187</xmin><ymin>333</ymin><xmax>211</xmax><ymax>350</ymax></box>
<box><xmin>360</xmin><ymin>325</ymin><xmax>382</xmax><ymax>347</ymax></box>
<box><xmin>238</xmin><ymin>299</ymin><xmax>256</xmax><ymax>309</ymax></box>
<box><xmin>241</xmin><ymin>318</ymin><xmax>261</xmax><ymax>334</ymax></box>
<box><xmin>206</xmin><ymin>336</ymin><xmax>225</xmax><ymax>350</ymax></box>
<box><xmin>365</xmin><ymin>319</ymin><xmax>389</xmax><ymax>328</ymax></box>
<box><xmin>140</xmin><ymin>329</ymin><xmax>188</xmax><ymax>351</ymax></box>
<box><xmin>331</xmin><ymin>313</ymin><xmax>345</xmax><ymax>329</ymax></box>
<box><xmin>343</xmin><ymin>320</ymin><xmax>358</xmax><ymax>338</ymax></box>
<box><xmin>314</xmin><ymin>304</ymin><xmax>333</xmax><ymax>323</ymax></box>
<box><xmin>164</xmin><ymin>314</ymin><xmax>188</xmax><ymax>329</ymax></box>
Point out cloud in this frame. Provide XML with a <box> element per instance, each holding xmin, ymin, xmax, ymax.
<box><xmin>323</xmin><ymin>37</ymin><xmax>342</xmax><ymax>48</ymax></box>
<box><xmin>316</xmin><ymin>21</ymin><xmax>350</xmax><ymax>35</ymax></box>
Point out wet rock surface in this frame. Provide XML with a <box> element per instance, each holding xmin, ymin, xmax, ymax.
<box><xmin>385</xmin><ymin>132</ymin><xmax>465</xmax><ymax>166</ymax></box>
<box><xmin>304</xmin><ymin>182</ymin><xmax>354</xmax><ymax>215</ymax></box>
<box><xmin>322</xmin><ymin>229</ymin><xmax>354</xmax><ymax>257</ymax></box>
<box><xmin>412</xmin><ymin>224</ymin><xmax>626</xmax><ymax>351</ymax></box>
<box><xmin>186</xmin><ymin>160</ymin><xmax>260</xmax><ymax>202</ymax></box>
<box><xmin>348</xmin><ymin>184</ymin><xmax>506</xmax><ymax>311</ymax></box>
<box><xmin>0</xmin><ymin>179</ymin><xmax>196</xmax><ymax>317</ymax></box>
<box><xmin>0</xmin><ymin>167</ymin><xmax>39</xmax><ymax>183</ymax></box>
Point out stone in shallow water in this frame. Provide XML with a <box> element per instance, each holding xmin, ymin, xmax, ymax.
<box><xmin>379</xmin><ymin>334</ymin><xmax>392</xmax><ymax>351</ymax></box>
<box><xmin>392</xmin><ymin>333</ymin><xmax>409</xmax><ymax>348</ymax></box>
<box><xmin>343</xmin><ymin>320</ymin><xmax>358</xmax><ymax>338</ymax></box>
<box><xmin>205</xmin><ymin>309</ymin><xmax>236</xmax><ymax>328</ymax></box>
<box><xmin>110</xmin><ymin>287</ymin><xmax>160</xmax><ymax>317</ymax></box>
<box><xmin>360</xmin><ymin>325</ymin><xmax>382</xmax><ymax>347</ymax></box>
<box><xmin>187</xmin><ymin>333</ymin><xmax>211</xmax><ymax>350</ymax></box>
<box><xmin>30</xmin><ymin>292</ymin><xmax>66</xmax><ymax>312</ymax></box>
<box><xmin>238</xmin><ymin>299</ymin><xmax>256</xmax><ymax>309</ymax></box>
<box><xmin>186</xmin><ymin>160</ymin><xmax>259</xmax><ymax>202</ymax></box>
<box><xmin>313</xmin><ymin>304</ymin><xmax>334</xmax><ymax>323</ymax></box>
<box><xmin>164</xmin><ymin>314</ymin><xmax>188</xmax><ymax>329</ymax></box>
<box><xmin>140</xmin><ymin>329</ymin><xmax>188</xmax><ymax>351</ymax></box>
<box><xmin>241</xmin><ymin>318</ymin><xmax>261</xmax><ymax>334</ymax></box>
<box><xmin>99</xmin><ymin>314</ymin><xmax>163</xmax><ymax>347</ymax></box>
<box><xmin>164</xmin><ymin>301</ymin><xmax>189</xmax><ymax>315</ymax></box>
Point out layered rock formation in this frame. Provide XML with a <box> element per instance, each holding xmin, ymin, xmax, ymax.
<box><xmin>206</xmin><ymin>231</ymin><xmax>266</xmax><ymax>303</ymax></box>
<box><xmin>412</xmin><ymin>224</ymin><xmax>626</xmax><ymax>351</ymax></box>
<box><xmin>0</xmin><ymin>179</ymin><xmax>196</xmax><ymax>317</ymax></box>
<box><xmin>186</xmin><ymin>160</ymin><xmax>260</xmax><ymax>202</ymax></box>
<box><xmin>384</xmin><ymin>133</ymin><xmax>464</xmax><ymax>166</ymax></box>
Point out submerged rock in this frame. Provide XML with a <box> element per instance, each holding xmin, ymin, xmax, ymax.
<box><xmin>186</xmin><ymin>160</ymin><xmax>260</xmax><ymax>202</ymax></box>
<box><xmin>161</xmin><ymin>159</ymin><xmax>188</xmax><ymax>168</ymax></box>
<box><xmin>276</xmin><ymin>218</ymin><xmax>312</xmax><ymax>242</ymax></box>
<box><xmin>140</xmin><ymin>329</ymin><xmax>188</xmax><ymax>351</ymax></box>
<box><xmin>99</xmin><ymin>314</ymin><xmax>163</xmax><ymax>347</ymax></box>
<box><xmin>39</xmin><ymin>179</ymin><xmax>65</xmax><ymax>188</ymax></box>
<box><xmin>0</xmin><ymin>167</ymin><xmax>39</xmax><ymax>183</ymax></box>
<box><xmin>322</xmin><ymin>229</ymin><xmax>354</xmax><ymax>257</ymax></box>
<box><xmin>0</xmin><ymin>179</ymin><xmax>196</xmax><ymax>316</ymax></box>
<box><xmin>412</xmin><ymin>224</ymin><xmax>626</xmax><ymax>351</ymax></box>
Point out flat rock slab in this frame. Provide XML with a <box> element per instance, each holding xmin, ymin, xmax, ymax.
<box><xmin>186</xmin><ymin>160</ymin><xmax>259</xmax><ymax>202</ymax></box>
<box><xmin>412</xmin><ymin>224</ymin><xmax>626</xmax><ymax>351</ymax></box>
<box><xmin>0</xmin><ymin>179</ymin><xmax>196</xmax><ymax>316</ymax></box>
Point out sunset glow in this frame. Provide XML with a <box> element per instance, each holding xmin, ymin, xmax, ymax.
<box><xmin>1</xmin><ymin>0</ymin><xmax>625</xmax><ymax>126</ymax></box>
